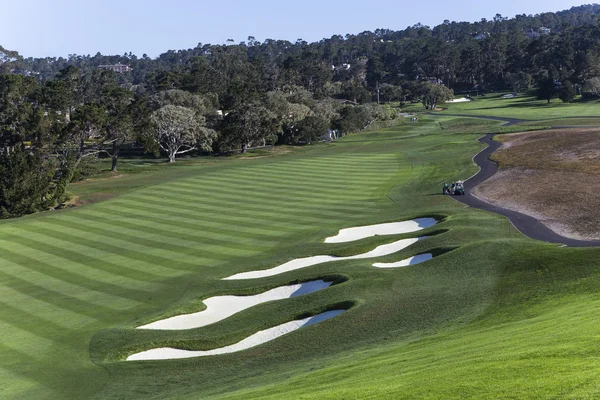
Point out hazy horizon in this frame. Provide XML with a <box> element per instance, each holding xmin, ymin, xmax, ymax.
<box><xmin>1</xmin><ymin>0</ymin><xmax>591</xmax><ymax>59</ymax></box>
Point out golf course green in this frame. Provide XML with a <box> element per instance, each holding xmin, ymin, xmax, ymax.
<box><xmin>3</xmin><ymin>97</ymin><xmax>600</xmax><ymax>399</ymax></box>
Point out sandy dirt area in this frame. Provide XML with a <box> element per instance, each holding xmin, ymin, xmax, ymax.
<box><xmin>474</xmin><ymin>128</ymin><xmax>600</xmax><ymax>240</ymax></box>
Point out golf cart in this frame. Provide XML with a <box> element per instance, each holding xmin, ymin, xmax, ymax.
<box><xmin>454</xmin><ymin>181</ymin><xmax>465</xmax><ymax>195</ymax></box>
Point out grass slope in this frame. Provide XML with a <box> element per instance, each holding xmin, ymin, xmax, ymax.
<box><xmin>1</xmin><ymin>116</ymin><xmax>600</xmax><ymax>399</ymax></box>
<box><xmin>404</xmin><ymin>92</ymin><xmax>600</xmax><ymax>121</ymax></box>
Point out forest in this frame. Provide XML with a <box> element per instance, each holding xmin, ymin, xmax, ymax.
<box><xmin>2</xmin><ymin>4</ymin><xmax>600</xmax><ymax>218</ymax></box>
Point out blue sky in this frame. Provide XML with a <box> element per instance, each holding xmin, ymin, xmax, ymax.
<box><xmin>1</xmin><ymin>0</ymin><xmax>589</xmax><ymax>58</ymax></box>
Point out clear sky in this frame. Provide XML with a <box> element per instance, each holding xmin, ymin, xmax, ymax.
<box><xmin>0</xmin><ymin>0</ymin><xmax>590</xmax><ymax>58</ymax></box>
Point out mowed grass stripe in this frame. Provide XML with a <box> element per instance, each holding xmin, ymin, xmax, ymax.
<box><xmin>33</xmin><ymin>216</ymin><xmax>253</xmax><ymax>267</ymax></box>
<box><xmin>95</xmin><ymin>202</ymin><xmax>297</xmax><ymax>239</ymax></box>
<box><xmin>0</xmin><ymin>320</ymin><xmax>58</xmax><ymax>358</ymax></box>
<box><xmin>85</xmin><ymin>205</ymin><xmax>284</xmax><ymax>252</ymax></box>
<box><xmin>165</xmin><ymin>180</ymin><xmax>386</xmax><ymax>203</ymax></box>
<box><xmin>0</xmin><ymin>242</ymin><xmax>157</xmax><ymax>298</ymax></box>
<box><xmin>170</xmin><ymin>171</ymin><xmax>393</xmax><ymax>191</ymax></box>
<box><xmin>108</xmin><ymin>196</ymin><xmax>340</xmax><ymax>233</ymax></box>
<box><xmin>0</xmin><ymin>268</ymin><xmax>119</xmax><ymax>317</ymax></box>
<box><xmin>17</xmin><ymin>222</ymin><xmax>190</xmax><ymax>278</ymax></box>
<box><xmin>0</xmin><ymin>261</ymin><xmax>139</xmax><ymax>311</ymax></box>
<box><xmin>33</xmin><ymin>214</ymin><xmax>247</xmax><ymax>261</ymax></box>
<box><xmin>143</xmin><ymin>185</ymin><xmax>380</xmax><ymax>215</ymax></box>
<box><xmin>166</xmin><ymin>158</ymin><xmax>401</xmax><ymax>187</ymax></box>
<box><xmin>0</xmin><ymin>286</ymin><xmax>97</xmax><ymax>328</ymax></box>
<box><xmin>121</xmin><ymin>192</ymin><xmax>361</xmax><ymax>226</ymax></box>
<box><xmin>129</xmin><ymin>190</ymin><xmax>376</xmax><ymax>222</ymax></box>
<box><xmin>169</xmin><ymin>171</ymin><xmax>391</xmax><ymax>192</ymax></box>
<box><xmin>3</xmin><ymin>230</ymin><xmax>165</xmax><ymax>283</ymax></box>
<box><xmin>54</xmin><ymin>212</ymin><xmax>280</xmax><ymax>250</ymax></box>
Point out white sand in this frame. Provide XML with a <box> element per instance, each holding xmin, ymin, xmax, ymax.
<box><xmin>373</xmin><ymin>253</ymin><xmax>433</xmax><ymax>268</ymax></box>
<box><xmin>137</xmin><ymin>280</ymin><xmax>332</xmax><ymax>330</ymax></box>
<box><xmin>446</xmin><ymin>97</ymin><xmax>471</xmax><ymax>103</ymax></box>
<box><xmin>224</xmin><ymin>237</ymin><xmax>425</xmax><ymax>280</ymax></box>
<box><xmin>127</xmin><ymin>310</ymin><xmax>345</xmax><ymax>361</ymax></box>
<box><xmin>325</xmin><ymin>218</ymin><xmax>436</xmax><ymax>244</ymax></box>
<box><xmin>502</xmin><ymin>93</ymin><xmax>517</xmax><ymax>99</ymax></box>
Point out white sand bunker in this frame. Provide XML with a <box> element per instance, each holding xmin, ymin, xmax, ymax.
<box><xmin>446</xmin><ymin>97</ymin><xmax>472</xmax><ymax>103</ymax></box>
<box><xmin>137</xmin><ymin>280</ymin><xmax>332</xmax><ymax>330</ymax></box>
<box><xmin>373</xmin><ymin>253</ymin><xmax>433</xmax><ymax>268</ymax></box>
<box><xmin>325</xmin><ymin>218</ymin><xmax>436</xmax><ymax>244</ymax></box>
<box><xmin>127</xmin><ymin>310</ymin><xmax>345</xmax><ymax>361</ymax></box>
<box><xmin>224</xmin><ymin>237</ymin><xmax>426</xmax><ymax>280</ymax></box>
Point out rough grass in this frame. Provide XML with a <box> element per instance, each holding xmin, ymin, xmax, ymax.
<box><xmin>475</xmin><ymin>128</ymin><xmax>600</xmax><ymax>239</ymax></box>
<box><xmin>437</xmin><ymin>117</ymin><xmax>549</xmax><ymax>135</ymax></box>
<box><xmin>3</xmin><ymin>116</ymin><xmax>600</xmax><ymax>399</ymax></box>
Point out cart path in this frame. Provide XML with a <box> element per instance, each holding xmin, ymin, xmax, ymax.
<box><xmin>454</xmin><ymin>134</ymin><xmax>600</xmax><ymax>247</ymax></box>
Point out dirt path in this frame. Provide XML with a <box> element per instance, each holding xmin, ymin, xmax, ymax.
<box><xmin>455</xmin><ymin>134</ymin><xmax>600</xmax><ymax>247</ymax></box>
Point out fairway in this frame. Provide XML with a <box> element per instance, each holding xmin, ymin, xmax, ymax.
<box><xmin>403</xmin><ymin>92</ymin><xmax>600</xmax><ymax>121</ymax></box>
<box><xmin>3</xmin><ymin>117</ymin><xmax>600</xmax><ymax>399</ymax></box>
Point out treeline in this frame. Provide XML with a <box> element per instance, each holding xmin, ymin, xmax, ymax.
<box><xmin>6</xmin><ymin>5</ymin><xmax>600</xmax><ymax>94</ymax></box>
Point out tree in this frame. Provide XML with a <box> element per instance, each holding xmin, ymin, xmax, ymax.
<box><xmin>559</xmin><ymin>81</ymin><xmax>576</xmax><ymax>103</ymax></box>
<box><xmin>150</xmin><ymin>105</ymin><xmax>216</xmax><ymax>162</ymax></box>
<box><xmin>221</xmin><ymin>102</ymin><xmax>279</xmax><ymax>153</ymax></box>
<box><xmin>537</xmin><ymin>77</ymin><xmax>559</xmax><ymax>103</ymax></box>
<box><xmin>379</xmin><ymin>83</ymin><xmax>402</xmax><ymax>103</ymax></box>
<box><xmin>506</xmin><ymin>72</ymin><xmax>532</xmax><ymax>93</ymax></box>
<box><xmin>419</xmin><ymin>82</ymin><xmax>454</xmax><ymax>110</ymax></box>
<box><xmin>295</xmin><ymin>116</ymin><xmax>329</xmax><ymax>144</ymax></box>
<box><xmin>102</xmin><ymin>86</ymin><xmax>134</xmax><ymax>171</ymax></box>
<box><xmin>582</xmin><ymin>77</ymin><xmax>600</xmax><ymax>97</ymax></box>
<box><xmin>0</xmin><ymin>147</ymin><xmax>54</xmax><ymax>218</ymax></box>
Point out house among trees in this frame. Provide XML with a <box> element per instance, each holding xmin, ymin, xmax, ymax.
<box><xmin>98</xmin><ymin>64</ymin><xmax>132</xmax><ymax>73</ymax></box>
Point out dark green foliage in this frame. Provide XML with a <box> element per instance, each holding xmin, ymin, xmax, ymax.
<box><xmin>295</xmin><ymin>116</ymin><xmax>330</xmax><ymax>144</ymax></box>
<box><xmin>0</xmin><ymin>147</ymin><xmax>55</xmax><ymax>218</ymax></box>
<box><xmin>336</xmin><ymin>105</ymin><xmax>374</xmax><ymax>134</ymax></box>
<box><xmin>537</xmin><ymin>77</ymin><xmax>559</xmax><ymax>103</ymax></box>
<box><xmin>559</xmin><ymin>81</ymin><xmax>577</xmax><ymax>103</ymax></box>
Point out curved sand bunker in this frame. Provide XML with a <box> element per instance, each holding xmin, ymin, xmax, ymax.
<box><xmin>325</xmin><ymin>218</ymin><xmax>436</xmax><ymax>244</ymax></box>
<box><xmin>137</xmin><ymin>280</ymin><xmax>332</xmax><ymax>330</ymax></box>
<box><xmin>373</xmin><ymin>253</ymin><xmax>433</xmax><ymax>268</ymax></box>
<box><xmin>224</xmin><ymin>237</ymin><xmax>426</xmax><ymax>280</ymax></box>
<box><xmin>127</xmin><ymin>310</ymin><xmax>345</xmax><ymax>361</ymax></box>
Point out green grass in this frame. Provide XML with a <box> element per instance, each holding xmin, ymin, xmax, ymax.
<box><xmin>2</xmin><ymin>115</ymin><xmax>600</xmax><ymax>399</ymax></box>
<box><xmin>404</xmin><ymin>92</ymin><xmax>600</xmax><ymax>121</ymax></box>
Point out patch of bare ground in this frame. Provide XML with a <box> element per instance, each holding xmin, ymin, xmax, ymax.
<box><xmin>475</xmin><ymin>128</ymin><xmax>600</xmax><ymax>240</ymax></box>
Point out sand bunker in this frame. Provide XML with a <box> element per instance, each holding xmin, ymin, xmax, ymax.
<box><xmin>137</xmin><ymin>280</ymin><xmax>332</xmax><ymax>330</ymax></box>
<box><xmin>224</xmin><ymin>237</ymin><xmax>425</xmax><ymax>280</ymax></box>
<box><xmin>127</xmin><ymin>310</ymin><xmax>345</xmax><ymax>361</ymax></box>
<box><xmin>325</xmin><ymin>218</ymin><xmax>436</xmax><ymax>244</ymax></box>
<box><xmin>373</xmin><ymin>253</ymin><xmax>433</xmax><ymax>268</ymax></box>
<box><xmin>447</xmin><ymin>97</ymin><xmax>472</xmax><ymax>103</ymax></box>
